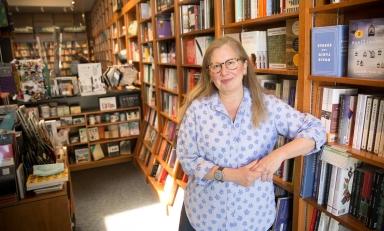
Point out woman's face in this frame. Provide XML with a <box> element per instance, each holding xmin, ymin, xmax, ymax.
<box><xmin>209</xmin><ymin>44</ymin><xmax>247</xmax><ymax>95</ymax></box>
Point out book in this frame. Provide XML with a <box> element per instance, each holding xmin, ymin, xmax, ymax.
<box><xmin>74</xmin><ymin>148</ymin><xmax>90</xmax><ymax>163</ymax></box>
<box><xmin>107</xmin><ymin>143</ymin><xmax>120</xmax><ymax>157</ymax></box>
<box><xmin>347</xmin><ymin>18</ymin><xmax>384</xmax><ymax>79</ymax></box>
<box><xmin>272</xmin><ymin>197</ymin><xmax>292</xmax><ymax>231</ymax></box>
<box><xmin>119</xmin><ymin>140</ymin><xmax>131</xmax><ymax>155</ymax></box>
<box><xmin>91</xmin><ymin>144</ymin><xmax>105</xmax><ymax>161</ymax></box>
<box><xmin>267</xmin><ymin>27</ymin><xmax>286</xmax><ymax>69</ymax></box>
<box><xmin>311</xmin><ymin>25</ymin><xmax>349</xmax><ymax>77</ymax></box>
<box><xmin>301</xmin><ymin>152</ymin><xmax>319</xmax><ymax>198</ymax></box>
<box><xmin>26</xmin><ymin>168</ymin><xmax>69</xmax><ymax>191</ymax></box>
<box><xmin>286</xmin><ymin>18</ymin><xmax>299</xmax><ymax>69</ymax></box>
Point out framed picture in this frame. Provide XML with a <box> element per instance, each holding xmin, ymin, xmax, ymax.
<box><xmin>99</xmin><ymin>96</ymin><xmax>117</xmax><ymax>111</ymax></box>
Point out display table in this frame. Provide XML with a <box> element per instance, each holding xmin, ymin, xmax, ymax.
<box><xmin>0</xmin><ymin>182</ymin><xmax>74</xmax><ymax>231</ymax></box>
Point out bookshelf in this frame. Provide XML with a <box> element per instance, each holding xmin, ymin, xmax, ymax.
<box><xmin>297</xmin><ymin>0</ymin><xmax>384</xmax><ymax>230</ymax></box>
<box><xmin>89</xmin><ymin>0</ymin><xmax>384</xmax><ymax>230</ymax></box>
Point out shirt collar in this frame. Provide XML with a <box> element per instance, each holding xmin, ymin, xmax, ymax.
<box><xmin>202</xmin><ymin>87</ymin><xmax>251</xmax><ymax>113</ymax></box>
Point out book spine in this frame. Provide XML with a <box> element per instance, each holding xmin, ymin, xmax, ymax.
<box><xmin>361</xmin><ymin>97</ymin><xmax>373</xmax><ymax>150</ymax></box>
<box><xmin>374</xmin><ymin>99</ymin><xmax>384</xmax><ymax>154</ymax></box>
<box><xmin>367</xmin><ymin>98</ymin><xmax>379</xmax><ymax>152</ymax></box>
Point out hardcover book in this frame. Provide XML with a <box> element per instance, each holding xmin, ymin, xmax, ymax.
<box><xmin>267</xmin><ymin>27</ymin><xmax>286</xmax><ymax>69</ymax></box>
<box><xmin>311</xmin><ymin>25</ymin><xmax>349</xmax><ymax>77</ymax></box>
<box><xmin>156</xmin><ymin>14</ymin><xmax>172</xmax><ymax>38</ymax></box>
<box><xmin>286</xmin><ymin>19</ymin><xmax>299</xmax><ymax>69</ymax></box>
<box><xmin>74</xmin><ymin>148</ymin><xmax>90</xmax><ymax>163</ymax></box>
<box><xmin>348</xmin><ymin>18</ymin><xmax>384</xmax><ymax>79</ymax></box>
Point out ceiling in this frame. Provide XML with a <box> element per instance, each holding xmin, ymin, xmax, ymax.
<box><xmin>7</xmin><ymin>0</ymin><xmax>96</xmax><ymax>13</ymax></box>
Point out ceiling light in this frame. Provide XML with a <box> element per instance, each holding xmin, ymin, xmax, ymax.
<box><xmin>72</xmin><ymin>1</ymin><xmax>75</xmax><ymax>5</ymax></box>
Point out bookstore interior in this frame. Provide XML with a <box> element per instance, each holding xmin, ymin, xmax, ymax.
<box><xmin>0</xmin><ymin>0</ymin><xmax>383</xmax><ymax>230</ymax></box>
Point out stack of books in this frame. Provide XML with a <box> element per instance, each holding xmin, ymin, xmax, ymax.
<box><xmin>26</xmin><ymin>167</ymin><xmax>69</xmax><ymax>194</ymax></box>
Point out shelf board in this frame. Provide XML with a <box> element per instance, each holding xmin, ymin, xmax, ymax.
<box><xmin>303</xmin><ymin>198</ymin><xmax>373</xmax><ymax>231</ymax></box>
<box><xmin>69</xmin><ymin>154</ymin><xmax>133</xmax><ymax>171</ymax></box>
<box><xmin>310</xmin><ymin>0</ymin><xmax>382</xmax><ymax>13</ymax></box>
<box><xmin>57</xmin><ymin>123</ymin><xmax>86</xmax><ymax>129</ymax></box>
<box><xmin>273</xmin><ymin>176</ymin><xmax>293</xmax><ymax>193</ymax></box>
<box><xmin>89</xmin><ymin>118</ymin><xmax>140</xmax><ymax>127</ymax></box>
<box><xmin>141</xmin><ymin>40</ymin><xmax>153</xmax><ymax>45</ymax></box>
<box><xmin>156</xmin><ymin>156</ymin><xmax>177</xmax><ymax>178</ymax></box>
<box><xmin>67</xmin><ymin>141</ymin><xmax>89</xmax><ymax>147</ymax></box>
<box><xmin>159</xmin><ymin>111</ymin><xmax>179</xmax><ymax>124</ymax></box>
<box><xmin>157</xmin><ymin>36</ymin><xmax>175</xmax><ymax>41</ymax></box>
<box><xmin>135</xmin><ymin>158</ymin><xmax>149</xmax><ymax>175</ymax></box>
<box><xmin>158</xmin><ymin>62</ymin><xmax>177</xmax><ymax>67</ymax></box>
<box><xmin>181</xmin><ymin>28</ymin><xmax>215</xmax><ymax>37</ymax></box>
<box><xmin>159</xmin><ymin>86</ymin><xmax>179</xmax><ymax>95</ymax></box>
<box><xmin>176</xmin><ymin>179</ymin><xmax>187</xmax><ymax>189</ymax></box>
<box><xmin>83</xmin><ymin>106</ymin><xmax>140</xmax><ymax>115</ymax></box>
<box><xmin>89</xmin><ymin>135</ymin><xmax>139</xmax><ymax>145</ymax></box>
<box><xmin>309</xmin><ymin>75</ymin><xmax>384</xmax><ymax>88</ymax></box>
<box><xmin>127</xmin><ymin>34</ymin><xmax>138</xmax><ymax>39</ymax></box>
<box><xmin>256</xmin><ymin>68</ymin><xmax>298</xmax><ymax>76</ymax></box>
<box><xmin>160</xmin><ymin>132</ymin><xmax>174</xmax><ymax>145</ymax></box>
<box><xmin>327</xmin><ymin>143</ymin><xmax>384</xmax><ymax>169</ymax></box>
<box><xmin>223</xmin><ymin>12</ymin><xmax>299</xmax><ymax>29</ymax></box>
<box><xmin>155</xmin><ymin>5</ymin><xmax>174</xmax><ymax>15</ymax></box>
<box><xmin>181</xmin><ymin>64</ymin><xmax>202</xmax><ymax>68</ymax></box>
<box><xmin>140</xmin><ymin>17</ymin><xmax>152</xmax><ymax>24</ymax></box>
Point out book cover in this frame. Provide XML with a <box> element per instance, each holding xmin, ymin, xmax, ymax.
<box><xmin>119</xmin><ymin>122</ymin><xmax>130</xmax><ymax>137</ymax></box>
<box><xmin>75</xmin><ymin>148</ymin><xmax>90</xmax><ymax>163</ymax></box>
<box><xmin>119</xmin><ymin>140</ymin><xmax>131</xmax><ymax>155</ymax></box>
<box><xmin>26</xmin><ymin>168</ymin><xmax>68</xmax><ymax>191</ymax></box>
<box><xmin>311</xmin><ymin>25</ymin><xmax>349</xmax><ymax>77</ymax></box>
<box><xmin>156</xmin><ymin>14</ymin><xmax>172</xmax><ymax>38</ymax></box>
<box><xmin>107</xmin><ymin>143</ymin><xmax>120</xmax><ymax>157</ymax></box>
<box><xmin>91</xmin><ymin>144</ymin><xmax>105</xmax><ymax>161</ymax></box>
<box><xmin>286</xmin><ymin>19</ymin><xmax>300</xmax><ymax>69</ymax></box>
<box><xmin>184</xmin><ymin>38</ymin><xmax>196</xmax><ymax>64</ymax></box>
<box><xmin>267</xmin><ymin>27</ymin><xmax>286</xmax><ymax>69</ymax></box>
<box><xmin>348</xmin><ymin>18</ymin><xmax>384</xmax><ymax>79</ymax></box>
<box><xmin>300</xmin><ymin>152</ymin><xmax>319</xmax><ymax>198</ymax></box>
<box><xmin>273</xmin><ymin>197</ymin><xmax>292</xmax><ymax>231</ymax></box>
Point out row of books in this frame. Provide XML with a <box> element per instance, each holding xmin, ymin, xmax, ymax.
<box><xmin>162</xmin><ymin>120</ymin><xmax>177</xmax><ymax>142</ymax></box>
<box><xmin>141</xmin><ymin>22</ymin><xmax>154</xmax><ymax>43</ymax></box>
<box><xmin>144</xmin><ymin>107</ymin><xmax>158</xmax><ymax>128</ymax></box>
<box><xmin>143</xmin><ymin>64</ymin><xmax>155</xmax><ymax>85</ymax></box>
<box><xmin>160</xmin><ymin>67</ymin><xmax>178</xmax><ymax>91</ymax></box>
<box><xmin>319</xmin><ymin>86</ymin><xmax>384</xmax><ymax>156</ymax></box>
<box><xmin>227</xmin><ymin>18</ymin><xmax>299</xmax><ymax>70</ymax></box>
<box><xmin>162</xmin><ymin>92</ymin><xmax>178</xmax><ymax>118</ymax></box>
<box><xmin>156</xmin><ymin>13</ymin><xmax>174</xmax><ymax>38</ymax></box>
<box><xmin>308</xmin><ymin>208</ymin><xmax>351</xmax><ymax>231</ymax></box>
<box><xmin>311</xmin><ymin>18</ymin><xmax>384</xmax><ymax>79</ymax></box>
<box><xmin>180</xmin><ymin>0</ymin><xmax>214</xmax><ymax>34</ymax></box>
<box><xmin>233</xmin><ymin>0</ymin><xmax>299</xmax><ymax>23</ymax></box>
<box><xmin>182</xmin><ymin>69</ymin><xmax>200</xmax><ymax>94</ymax></box>
<box><xmin>158</xmin><ymin>41</ymin><xmax>176</xmax><ymax>64</ymax></box>
<box><xmin>157</xmin><ymin>138</ymin><xmax>177</xmax><ymax>169</ymax></box>
<box><xmin>183</xmin><ymin>36</ymin><xmax>214</xmax><ymax>65</ymax></box>
<box><xmin>73</xmin><ymin>140</ymin><xmax>132</xmax><ymax>163</ymax></box>
<box><xmin>258</xmin><ymin>75</ymin><xmax>297</xmax><ymax>107</ymax></box>
<box><xmin>301</xmin><ymin>145</ymin><xmax>384</xmax><ymax>230</ymax></box>
<box><xmin>144</xmin><ymin>85</ymin><xmax>157</xmax><ymax>107</ymax></box>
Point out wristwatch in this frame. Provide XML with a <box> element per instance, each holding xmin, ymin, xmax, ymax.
<box><xmin>214</xmin><ymin>166</ymin><xmax>225</xmax><ymax>181</ymax></box>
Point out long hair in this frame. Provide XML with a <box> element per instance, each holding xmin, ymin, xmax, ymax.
<box><xmin>178</xmin><ymin>36</ymin><xmax>267</xmax><ymax>127</ymax></box>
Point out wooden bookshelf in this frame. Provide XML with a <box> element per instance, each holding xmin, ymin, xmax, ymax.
<box><xmin>89</xmin><ymin>0</ymin><xmax>384</xmax><ymax>230</ymax></box>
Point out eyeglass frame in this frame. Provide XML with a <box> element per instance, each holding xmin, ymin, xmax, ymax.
<box><xmin>207</xmin><ymin>57</ymin><xmax>245</xmax><ymax>74</ymax></box>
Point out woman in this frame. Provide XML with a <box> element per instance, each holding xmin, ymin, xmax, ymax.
<box><xmin>176</xmin><ymin>36</ymin><xmax>326</xmax><ymax>231</ymax></box>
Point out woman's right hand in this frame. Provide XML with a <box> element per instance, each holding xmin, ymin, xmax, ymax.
<box><xmin>224</xmin><ymin>159</ymin><xmax>261</xmax><ymax>187</ymax></box>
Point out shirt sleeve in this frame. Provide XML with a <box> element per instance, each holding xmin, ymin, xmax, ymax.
<box><xmin>269</xmin><ymin>96</ymin><xmax>326</xmax><ymax>154</ymax></box>
<box><xmin>176</xmin><ymin>102</ymin><xmax>215</xmax><ymax>186</ymax></box>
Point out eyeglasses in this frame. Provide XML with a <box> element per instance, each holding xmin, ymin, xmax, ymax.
<box><xmin>207</xmin><ymin>58</ymin><xmax>244</xmax><ymax>74</ymax></box>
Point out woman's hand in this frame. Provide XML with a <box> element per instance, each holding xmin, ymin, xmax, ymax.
<box><xmin>250</xmin><ymin>151</ymin><xmax>285</xmax><ymax>182</ymax></box>
<box><xmin>224</xmin><ymin>159</ymin><xmax>261</xmax><ymax>187</ymax></box>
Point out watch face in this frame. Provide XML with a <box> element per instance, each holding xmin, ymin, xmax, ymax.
<box><xmin>214</xmin><ymin>170</ymin><xmax>223</xmax><ymax>181</ymax></box>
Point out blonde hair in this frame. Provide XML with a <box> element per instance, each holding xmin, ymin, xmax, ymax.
<box><xmin>178</xmin><ymin>36</ymin><xmax>267</xmax><ymax>127</ymax></box>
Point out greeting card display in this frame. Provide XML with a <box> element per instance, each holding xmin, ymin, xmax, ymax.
<box><xmin>77</xmin><ymin>63</ymin><xmax>106</xmax><ymax>96</ymax></box>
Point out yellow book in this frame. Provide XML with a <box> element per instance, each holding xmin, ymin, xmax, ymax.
<box><xmin>26</xmin><ymin>168</ymin><xmax>68</xmax><ymax>191</ymax></box>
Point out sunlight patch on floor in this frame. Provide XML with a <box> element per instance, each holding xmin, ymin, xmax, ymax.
<box><xmin>104</xmin><ymin>203</ymin><xmax>180</xmax><ymax>231</ymax></box>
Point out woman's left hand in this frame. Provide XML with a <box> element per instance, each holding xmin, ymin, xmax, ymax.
<box><xmin>250</xmin><ymin>151</ymin><xmax>285</xmax><ymax>182</ymax></box>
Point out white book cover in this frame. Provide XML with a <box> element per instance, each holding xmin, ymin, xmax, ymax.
<box><xmin>328</xmin><ymin>218</ymin><xmax>340</xmax><ymax>231</ymax></box>
<box><xmin>367</xmin><ymin>98</ymin><xmax>380</xmax><ymax>151</ymax></box>
<box><xmin>361</xmin><ymin>97</ymin><xmax>373</xmax><ymax>150</ymax></box>
<box><xmin>321</xmin><ymin>87</ymin><xmax>358</xmax><ymax>143</ymax></box>
<box><xmin>374</xmin><ymin>99</ymin><xmax>384</xmax><ymax>154</ymax></box>
<box><xmin>352</xmin><ymin>94</ymin><xmax>371</xmax><ymax>150</ymax></box>
<box><xmin>317</xmin><ymin>160</ymin><xmax>328</xmax><ymax>205</ymax></box>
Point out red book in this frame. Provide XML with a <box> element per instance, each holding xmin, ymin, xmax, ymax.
<box><xmin>184</xmin><ymin>38</ymin><xmax>196</xmax><ymax>64</ymax></box>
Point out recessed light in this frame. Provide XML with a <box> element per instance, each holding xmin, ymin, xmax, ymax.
<box><xmin>72</xmin><ymin>1</ymin><xmax>75</xmax><ymax>5</ymax></box>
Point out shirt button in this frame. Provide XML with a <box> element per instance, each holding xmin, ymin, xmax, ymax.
<box><xmin>235</xmin><ymin>124</ymin><xmax>239</xmax><ymax>128</ymax></box>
